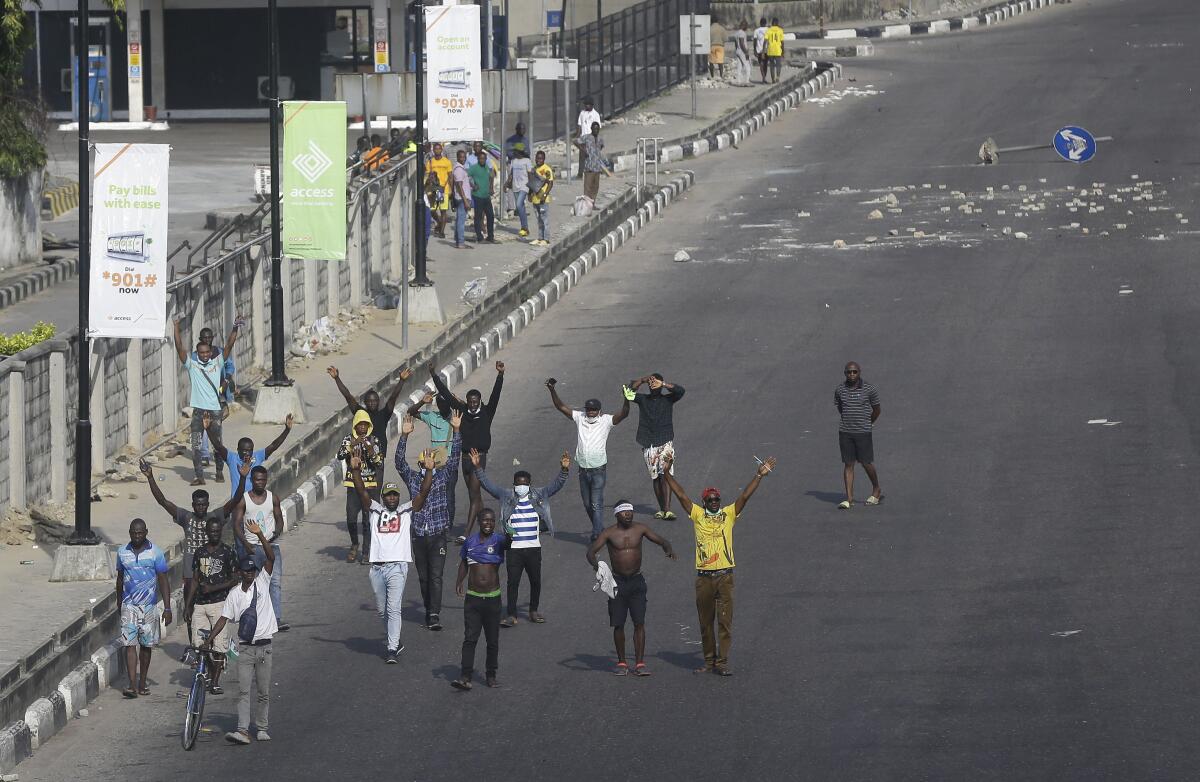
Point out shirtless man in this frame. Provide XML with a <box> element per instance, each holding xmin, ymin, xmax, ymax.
<box><xmin>452</xmin><ymin>508</ymin><xmax>509</xmax><ymax>691</ymax></box>
<box><xmin>586</xmin><ymin>501</ymin><xmax>676</xmax><ymax>676</ymax></box>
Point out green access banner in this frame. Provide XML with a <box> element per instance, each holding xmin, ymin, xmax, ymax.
<box><xmin>282</xmin><ymin>101</ymin><xmax>347</xmax><ymax>260</ymax></box>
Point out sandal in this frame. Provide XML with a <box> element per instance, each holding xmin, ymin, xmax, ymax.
<box><xmin>613</xmin><ymin>662</ymin><xmax>629</xmax><ymax>676</ymax></box>
<box><xmin>347</xmin><ymin>545</ymin><xmax>359</xmax><ymax>563</ymax></box>
<box><xmin>500</xmin><ymin>616</ymin><xmax>517</xmax><ymax>628</ymax></box>
<box><xmin>122</xmin><ymin>688</ymin><xmax>137</xmax><ymax>699</ymax></box>
<box><xmin>529</xmin><ymin>612</ymin><xmax>546</xmax><ymax>623</ymax></box>
<box><xmin>189</xmin><ymin>478</ymin><xmax>206</xmax><ymax>487</ymax></box>
<box><xmin>662</xmin><ymin>511</ymin><xmax>677</xmax><ymax>520</ymax></box>
<box><xmin>633</xmin><ymin>663</ymin><xmax>652</xmax><ymax>677</ymax></box>
<box><xmin>865</xmin><ymin>494</ymin><xmax>883</xmax><ymax>506</ymax></box>
<box><xmin>137</xmin><ymin>686</ymin><xmax>150</xmax><ymax>696</ymax></box>
<box><xmin>693</xmin><ymin>665</ymin><xmax>714</xmax><ymax>675</ymax></box>
<box><xmin>837</xmin><ymin>500</ymin><xmax>853</xmax><ymax>510</ymax></box>
<box><xmin>451</xmin><ymin>678</ymin><xmax>472</xmax><ymax>691</ymax></box>
<box><xmin>653</xmin><ymin>511</ymin><xmax>666</xmax><ymax>520</ymax></box>
<box><xmin>208</xmin><ymin>684</ymin><xmax>224</xmax><ymax>695</ymax></box>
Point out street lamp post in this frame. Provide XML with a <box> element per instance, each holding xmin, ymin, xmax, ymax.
<box><xmin>265</xmin><ymin>0</ymin><xmax>290</xmax><ymax>386</ymax></box>
<box><xmin>411</xmin><ymin>0</ymin><xmax>431</xmax><ymax>287</ymax></box>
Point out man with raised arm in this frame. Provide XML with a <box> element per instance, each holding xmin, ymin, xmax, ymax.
<box><xmin>627</xmin><ymin>372</ymin><xmax>686</xmax><ymax>519</ymax></box>
<box><xmin>546</xmin><ymin>377</ymin><xmax>630</xmax><ymax>541</ymax></box>
<box><xmin>586</xmin><ymin>502</ymin><xmax>676</xmax><ymax>677</ymax></box>
<box><xmin>174</xmin><ymin>318</ymin><xmax>226</xmax><ymax>486</ymax></box>
<box><xmin>327</xmin><ymin>364</ymin><xmax>414</xmax><ymax>477</ymax></box>
<box><xmin>204</xmin><ymin>413</ymin><xmax>293</xmax><ymax>498</ymax></box>
<box><xmin>660</xmin><ymin>453</ymin><xmax>776</xmax><ymax>676</ymax></box>
<box><xmin>396</xmin><ymin>410</ymin><xmax>463</xmax><ymax>632</ymax></box>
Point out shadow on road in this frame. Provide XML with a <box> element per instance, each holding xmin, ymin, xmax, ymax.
<box><xmin>309</xmin><ymin>635</ymin><xmax>383</xmax><ymax>657</ymax></box>
<box><xmin>804</xmin><ymin>490</ymin><xmax>845</xmax><ymax>505</ymax></box>
<box><xmin>557</xmin><ymin>653</ymin><xmax>615</xmax><ymax>673</ymax></box>
<box><xmin>655</xmin><ymin>649</ymin><xmax>705</xmax><ymax>671</ymax></box>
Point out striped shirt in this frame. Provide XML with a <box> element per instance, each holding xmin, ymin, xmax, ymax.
<box><xmin>508</xmin><ymin>498</ymin><xmax>542</xmax><ymax>549</ymax></box>
<box><xmin>834</xmin><ymin>380</ymin><xmax>880</xmax><ymax>433</ymax></box>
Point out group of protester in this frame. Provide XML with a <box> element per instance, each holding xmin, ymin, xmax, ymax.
<box><xmin>706</xmin><ymin>15</ymin><xmax>787</xmax><ymax>86</ymax></box>
<box><xmin>115</xmin><ymin>313</ymin><xmax>883</xmax><ymax>742</ymax></box>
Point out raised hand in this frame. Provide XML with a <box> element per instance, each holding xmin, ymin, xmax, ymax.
<box><xmin>238</xmin><ymin>459</ymin><xmax>252</xmax><ymax>479</ymax></box>
<box><xmin>400</xmin><ymin>367</ymin><xmax>413</xmax><ymax>381</ymax></box>
<box><xmin>450</xmin><ymin>410</ymin><xmax>463</xmax><ymax>430</ymax></box>
<box><xmin>545</xmin><ymin>377</ymin><xmax>557</xmax><ymax>388</ymax></box>
<box><xmin>468</xmin><ymin>448</ymin><xmax>482</xmax><ymax>468</ymax></box>
<box><xmin>418</xmin><ymin>449</ymin><xmax>436</xmax><ymax>470</ymax></box>
<box><xmin>495</xmin><ymin>361</ymin><xmax>505</xmax><ymax>374</ymax></box>
<box><xmin>138</xmin><ymin>459</ymin><xmax>153</xmax><ymax>476</ymax></box>
<box><xmin>401</xmin><ymin>414</ymin><xmax>415</xmax><ymax>435</ymax></box>
<box><xmin>560</xmin><ymin>451</ymin><xmax>571</xmax><ymax>470</ymax></box>
<box><xmin>284</xmin><ymin>413</ymin><xmax>295</xmax><ymax>429</ymax></box>
<box><xmin>327</xmin><ymin>366</ymin><xmax>339</xmax><ymax>379</ymax></box>
<box><xmin>757</xmin><ymin>456</ymin><xmax>777</xmax><ymax>477</ymax></box>
<box><xmin>622</xmin><ymin>385</ymin><xmax>636</xmax><ymax>401</ymax></box>
<box><xmin>246</xmin><ymin>520</ymin><xmax>263</xmax><ymax>538</ymax></box>
<box><xmin>426</xmin><ymin>360</ymin><xmax>437</xmax><ymax>375</ymax></box>
<box><xmin>421</xmin><ymin>392</ymin><xmax>435</xmax><ymax>406</ymax></box>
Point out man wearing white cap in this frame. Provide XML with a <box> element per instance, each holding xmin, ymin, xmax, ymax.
<box><xmin>586</xmin><ymin>500</ymin><xmax>676</xmax><ymax>676</ymax></box>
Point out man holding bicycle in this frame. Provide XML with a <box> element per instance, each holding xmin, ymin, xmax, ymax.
<box><xmin>186</xmin><ymin>517</ymin><xmax>239</xmax><ymax>694</ymax></box>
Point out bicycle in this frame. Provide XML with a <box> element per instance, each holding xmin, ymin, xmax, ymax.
<box><xmin>181</xmin><ymin>628</ymin><xmax>224</xmax><ymax>750</ymax></box>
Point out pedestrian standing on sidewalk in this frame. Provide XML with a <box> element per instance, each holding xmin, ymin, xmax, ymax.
<box><xmin>428</xmin><ymin>143</ymin><xmax>453</xmax><ymax>238</ymax></box>
<box><xmin>660</xmin><ymin>453</ymin><xmax>775</xmax><ymax>676</ymax></box>
<box><xmin>116</xmin><ymin>518</ymin><xmax>171</xmax><ymax>698</ymax></box>
<box><xmin>336</xmin><ymin>410</ymin><xmax>385</xmax><ymax>564</ymax></box>
<box><xmin>139</xmin><ymin>457</ymin><xmax>248</xmax><ymax>603</ymax></box>
<box><xmin>628</xmin><ymin>373</ymin><xmax>687</xmax><ymax>519</ymax></box>
<box><xmin>574</xmin><ymin>122</ymin><xmax>610</xmax><ymax>203</ymax></box>
<box><xmin>348</xmin><ymin>452</ymin><xmax>434</xmax><ymax>662</ymax></box>
<box><xmin>471</xmin><ymin>448</ymin><xmax>570</xmax><ymax>626</ymax></box>
<box><xmin>585</xmin><ymin>502</ymin><xmax>676</xmax><ymax>677</ymax></box>
<box><xmin>185</xmin><ymin>517</ymin><xmax>239</xmax><ymax>695</ymax></box>
<box><xmin>546</xmin><ymin>378</ymin><xmax>631</xmax><ymax>541</ymax></box>
<box><xmin>834</xmin><ymin>361</ymin><xmax>883</xmax><ymax>509</ymax></box>
<box><xmin>733</xmin><ymin>21</ymin><xmax>752</xmax><ymax>86</ymax></box>
<box><xmin>709</xmin><ymin>15</ymin><xmax>727</xmax><ymax>79</ymax></box>
<box><xmin>232</xmin><ymin>466</ymin><xmax>288</xmax><ymax>631</ymax></box>
<box><xmin>204</xmin><ymin>414</ymin><xmax>293</xmax><ymax>498</ymax></box>
<box><xmin>753</xmin><ymin>17</ymin><xmax>769</xmax><ymax>83</ymax></box>
<box><xmin>506</xmin><ymin>147</ymin><xmax>533</xmax><ymax>238</ymax></box>
<box><xmin>469</xmin><ymin>147</ymin><xmax>497</xmax><ymax>243</ymax></box>
<box><xmin>765</xmin><ymin>18</ymin><xmax>785</xmax><ymax>83</ymax></box>
<box><xmin>175</xmin><ymin>319</ymin><xmax>226</xmax><ymax>486</ymax></box>
<box><xmin>529</xmin><ymin>150</ymin><xmax>555</xmax><ymax>246</ymax></box>
<box><xmin>396</xmin><ymin>410</ymin><xmax>463</xmax><ymax>631</ymax></box>
<box><xmin>430</xmin><ymin>361</ymin><xmax>505</xmax><ymax>541</ymax></box>
<box><xmin>451</xmin><ymin>148</ymin><xmax>473</xmax><ymax>250</ymax></box>
<box><xmin>575</xmin><ymin>97</ymin><xmax>602</xmax><ymax>176</ymax></box>
<box><xmin>202</xmin><ymin>520</ymin><xmax>277</xmax><ymax>745</ymax></box>
<box><xmin>452</xmin><ymin>508</ymin><xmax>510</xmax><ymax>690</ymax></box>
<box><xmin>425</xmin><ymin>170</ymin><xmax>446</xmax><ymax>241</ymax></box>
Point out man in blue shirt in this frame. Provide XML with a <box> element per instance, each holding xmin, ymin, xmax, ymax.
<box><xmin>452</xmin><ymin>508</ymin><xmax>509</xmax><ymax>690</ymax></box>
<box><xmin>204</xmin><ymin>415</ymin><xmax>294</xmax><ymax>498</ymax></box>
<box><xmin>175</xmin><ymin>319</ymin><xmax>228</xmax><ymax>486</ymax></box>
<box><xmin>115</xmin><ymin>518</ymin><xmax>171</xmax><ymax>698</ymax></box>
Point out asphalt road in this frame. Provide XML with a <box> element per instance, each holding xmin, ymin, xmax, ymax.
<box><xmin>16</xmin><ymin>0</ymin><xmax>1200</xmax><ymax>778</ymax></box>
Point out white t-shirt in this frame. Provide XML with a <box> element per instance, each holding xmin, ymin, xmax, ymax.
<box><xmin>221</xmin><ymin>569</ymin><xmax>278</xmax><ymax>643</ymax></box>
<box><xmin>509</xmin><ymin>156</ymin><xmax>533</xmax><ymax>191</ymax></box>
<box><xmin>577</xmin><ymin>108</ymin><xmax>602</xmax><ymax>137</ymax></box>
<box><xmin>753</xmin><ymin>26</ymin><xmax>767</xmax><ymax>55</ymax></box>
<box><xmin>242</xmin><ymin>490</ymin><xmax>276</xmax><ymax>547</ymax></box>
<box><xmin>368</xmin><ymin>499</ymin><xmax>414</xmax><ymax>563</ymax></box>
<box><xmin>572</xmin><ymin>410</ymin><xmax>615</xmax><ymax>469</ymax></box>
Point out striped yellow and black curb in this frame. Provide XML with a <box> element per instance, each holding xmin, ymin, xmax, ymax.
<box><xmin>0</xmin><ymin>256</ymin><xmax>79</xmax><ymax>310</ymax></box>
<box><xmin>41</xmin><ymin>182</ymin><xmax>80</xmax><ymax>220</ymax></box>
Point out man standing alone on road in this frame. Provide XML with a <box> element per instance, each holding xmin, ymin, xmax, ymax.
<box><xmin>835</xmin><ymin>361</ymin><xmax>882</xmax><ymax>509</ymax></box>
<box><xmin>452</xmin><ymin>508</ymin><xmax>509</xmax><ymax>690</ymax></box>
<box><xmin>765</xmin><ymin>17</ymin><xmax>785</xmax><ymax>83</ymax></box>
<box><xmin>546</xmin><ymin>378</ymin><xmax>630</xmax><ymax>540</ymax></box>
<box><xmin>116</xmin><ymin>518</ymin><xmax>171</xmax><ymax>698</ymax></box>
<box><xmin>661</xmin><ymin>453</ymin><xmax>775</xmax><ymax>676</ymax></box>
<box><xmin>628</xmin><ymin>373</ymin><xmax>686</xmax><ymax>519</ymax></box>
<box><xmin>586</xmin><ymin>502</ymin><xmax>676</xmax><ymax>676</ymax></box>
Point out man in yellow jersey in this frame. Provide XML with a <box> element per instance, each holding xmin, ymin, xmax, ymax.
<box><xmin>528</xmin><ymin>150</ymin><xmax>555</xmax><ymax>246</ymax></box>
<box><xmin>427</xmin><ymin>143</ymin><xmax>454</xmax><ymax>238</ymax></box>
<box><xmin>765</xmin><ymin>17</ymin><xmax>785</xmax><ymax>83</ymax></box>
<box><xmin>661</xmin><ymin>452</ymin><xmax>776</xmax><ymax>676</ymax></box>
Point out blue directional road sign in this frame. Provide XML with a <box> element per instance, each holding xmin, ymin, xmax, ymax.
<box><xmin>1053</xmin><ymin>126</ymin><xmax>1097</xmax><ymax>163</ymax></box>
<box><xmin>546</xmin><ymin>10</ymin><xmax>563</xmax><ymax>29</ymax></box>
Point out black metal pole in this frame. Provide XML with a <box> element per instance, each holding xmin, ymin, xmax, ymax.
<box><xmin>265</xmin><ymin>0</ymin><xmax>291</xmax><ymax>384</ymax></box>
<box><xmin>411</xmin><ymin>0</ymin><xmax>431</xmax><ymax>286</ymax></box>
<box><xmin>70</xmin><ymin>0</ymin><xmax>97</xmax><ymax>545</ymax></box>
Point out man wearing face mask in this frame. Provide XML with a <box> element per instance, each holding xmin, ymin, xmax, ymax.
<box><xmin>452</xmin><ymin>508</ymin><xmax>510</xmax><ymax>690</ymax></box>
<box><xmin>628</xmin><ymin>373</ymin><xmax>686</xmax><ymax>520</ymax></box>
<box><xmin>660</xmin><ymin>452</ymin><xmax>776</xmax><ymax>676</ymax></box>
<box><xmin>348</xmin><ymin>452</ymin><xmax>434</xmax><ymax>663</ymax></box>
<box><xmin>586</xmin><ymin>501</ymin><xmax>676</xmax><ymax>676</ymax></box>
<box><xmin>430</xmin><ymin>361</ymin><xmax>505</xmax><ymax>542</ymax></box>
<box><xmin>336</xmin><ymin>409</ymin><xmax>385</xmax><ymax>564</ymax></box>
<box><xmin>546</xmin><ymin>378</ymin><xmax>631</xmax><ymax>541</ymax></box>
<box><xmin>397</xmin><ymin>410</ymin><xmax>463</xmax><ymax>632</ymax></box>
<box><xmin>470</xmin><ymin>448</ymin><xmax>570</xmax><ymax>626</ymax></box>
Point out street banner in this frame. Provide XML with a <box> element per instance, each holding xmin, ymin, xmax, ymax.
<box><xmin>89</xmin><ymin>143</ymin><xmax>169</xmax><ymax>339</ymax></box>
<box><xmin>282</xmin><ymin>100</ymin><xmax>347</xmax><ymax>260</ymax></box>
<box><xmin>425</xmin><ymin>4</ymin><xmax>483</xmax><ymax>141</ymax></box>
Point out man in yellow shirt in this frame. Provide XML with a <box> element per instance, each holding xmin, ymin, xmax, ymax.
<box><xmin>765</xmin><ymin>17</ymin><xmax>785</xmax><ymax>83</ymax></box>
<box><xmin>528</xmin><ymin>150</ymin><xmax>555</xmax><ymax>246</ymax></box>
<box><xmin>426</xmin><ymin>143</ymin><xmax>454</xmax><ymax>238</ymax></box>
<box><xmin>661</xmin><ymin>452</ymin><xmax>776</xmax><ymax>676</ymax></box>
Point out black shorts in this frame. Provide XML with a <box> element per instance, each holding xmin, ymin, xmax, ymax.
<box><xmin>608</xmin><ymin>573</ymin><xmax>648</xmax><ymax>628</ymax></box>
<box><xmin>462</xmin><ymin>450</ymin><xmax>486</xmax><ymax>479</ymax></box>
<box><xmin>839</xmin><ymin>431</ymin><xmax>874</xmax><ymax>464</ymax></box>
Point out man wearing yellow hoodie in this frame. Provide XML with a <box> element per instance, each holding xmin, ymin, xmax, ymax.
<box><xmin>337</xmin><ymin>410</ymin><xmax>385</xmax><ymax>564</ymax></box>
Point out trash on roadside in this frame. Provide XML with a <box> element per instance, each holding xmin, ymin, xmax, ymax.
<box><xmin>673</xmin><ymin>250</ymin><xmax>691</xmax><ymax>262</ymax></box>
<box><xmin>461</xmin><ymin>277</ymin><xmax>487</xmax><ymax>306</ymax></box>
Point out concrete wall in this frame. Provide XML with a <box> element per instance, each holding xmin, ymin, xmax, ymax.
<box><xmin>710</xmin><ymin>0</ymin><xmax>880</xmax><ymax>27</ymax></box>
<box><xmin>0</xmin><ymin>171</ymin><xmax>42</xmax><ymax>269</ymax></box>
<box><xmin>505</xmin><ymin>0</ymin><xmax>648</xmax><ymax>41</ymax></box>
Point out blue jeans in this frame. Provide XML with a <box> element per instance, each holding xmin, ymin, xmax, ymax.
<box><xmin>369</xmin><ymin>561</ymin><xmax>409</xmax><ymax>651</ymax></box>
<box><xmin>578</xmin><ymin>466</ymin><xmax>607</xmax><ymax>539</ymax></box>
<box><xmin>239</xmin><ymin>542</ymin><xmax>283</xmax><ymax>623</ymax></box>
<box><xmin>535</xmin><ymin>202</ymin><xmax>550</xmax><ymax>241</ymax></box>
<box><xmin>515</xmin><ymin>191</ymin><xmax>528</xmax><ymax>232</ymax></box>
<box><xmin>454</xmin><ymin>200</ymin><xmax>468</xmax><ymax>245</ymax></box>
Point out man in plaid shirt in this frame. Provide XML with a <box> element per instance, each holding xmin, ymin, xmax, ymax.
<box><xmin>396</xmin><ymin>410</ymin><xmax>462</xmax><ymax>631</ymax></box>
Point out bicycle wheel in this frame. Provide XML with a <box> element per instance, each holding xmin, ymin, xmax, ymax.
<box><xmin>182</xmin><ymin>673</ymin><xmax>207</xmax><ymax>750</ymax></box>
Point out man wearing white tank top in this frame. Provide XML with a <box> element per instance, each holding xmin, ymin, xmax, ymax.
<box><xmin>233</xmin><ymin>466</ymin><xmax>287</xmax><ymax>631</ymax></box>
<box><xmin>349</xmin><ymin>452</ymin><xmax>435</xmax><ymax>662</ymax></box>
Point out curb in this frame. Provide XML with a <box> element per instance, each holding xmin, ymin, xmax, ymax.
<box><xmin>787</xmin><ymin>0</ymin><xmax>1061</xmax><ymax>43</ymax></box>
<box><xmin>0</xmin><ymin>256</ymin><xmax>80</xmax><ymax>312</ymax></box>
<box><xmin>41</xmin><ymin>181</ymin><xmax>80</xmax><ymax>220</ymax></box>
<box><xmin>276</xmin><ymin>170</ymin><xmax>696</xmax><ymax>529</ymax></box>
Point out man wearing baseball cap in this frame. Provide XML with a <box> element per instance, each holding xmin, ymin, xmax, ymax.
<box><xmin>546</xmin><ymin>378</ymin><xmax>631</xmax><ymax>541</ymax></box>
<box><xmin>660</xmin><ymin>453</ymin><xmax>776</xmax><ymax>676</ymax></box>
<box><xmin>349</xmin><ymin>454</ymin><xmax>435</xmax><ymax>663</ymax></box>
